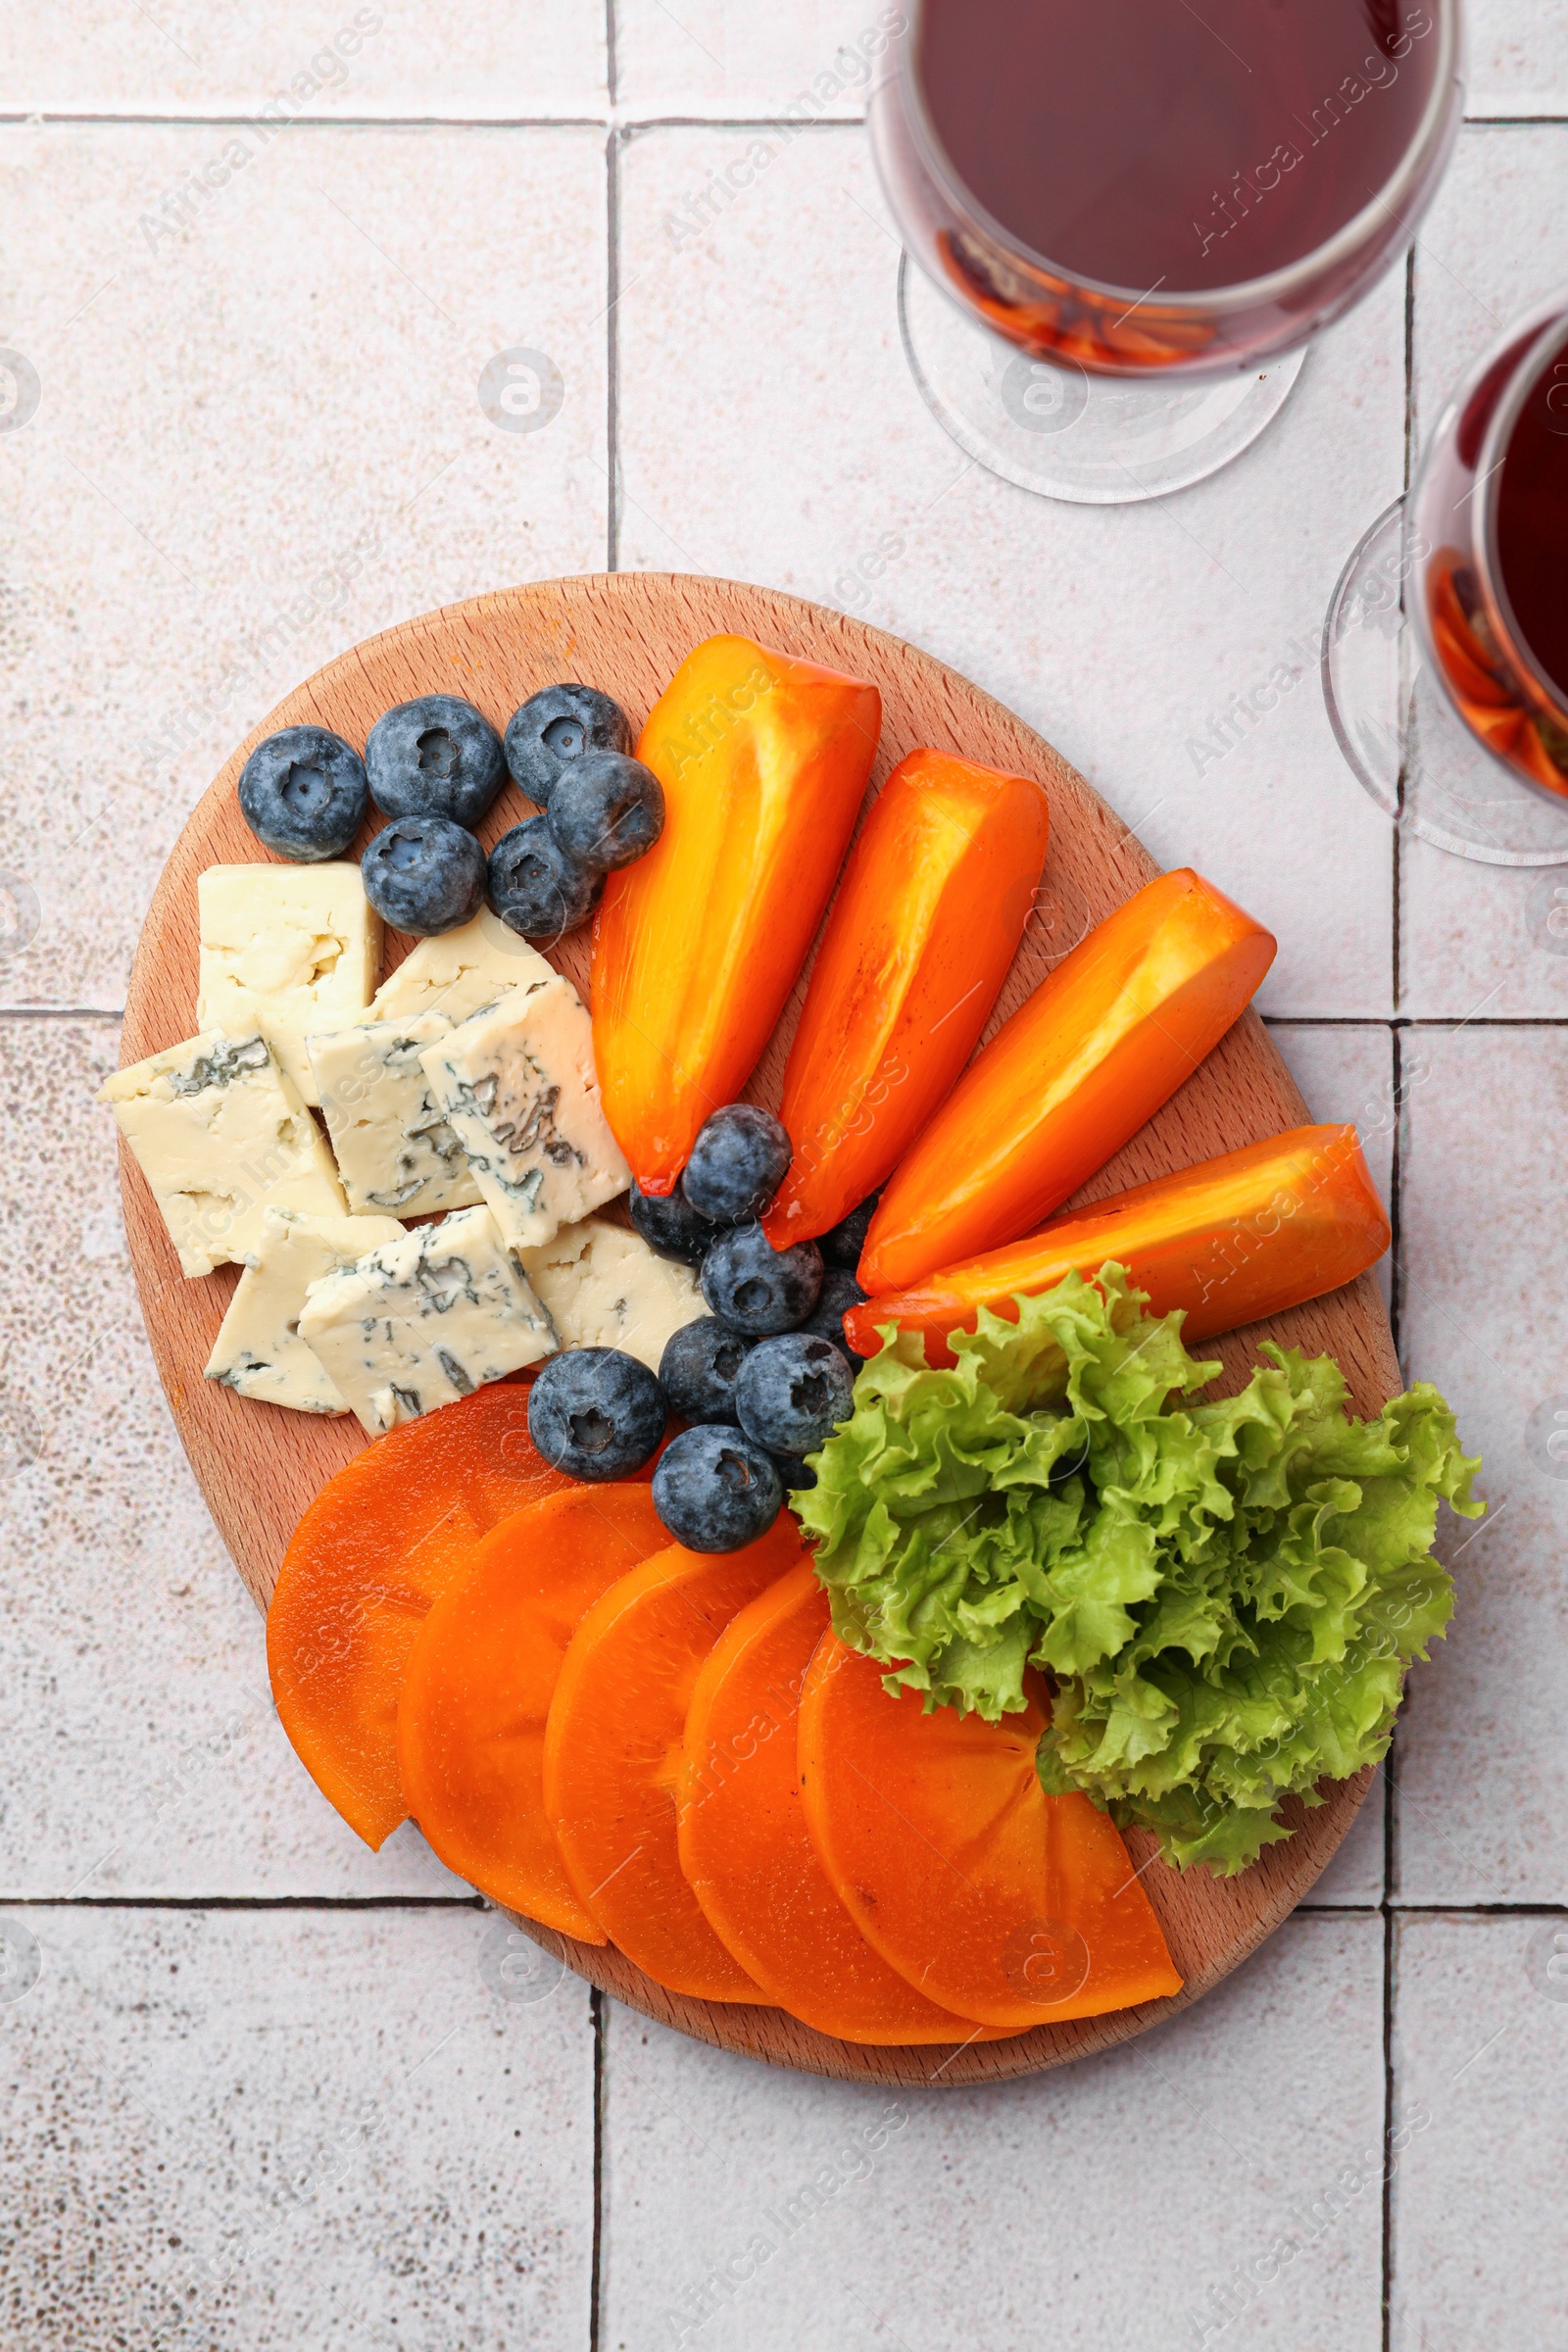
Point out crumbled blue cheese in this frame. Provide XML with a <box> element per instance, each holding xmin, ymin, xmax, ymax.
<box><xmin>307</xmin><ymin>1011</ymin><xmax>481</xmax><ymax>1218</ymax></box>
<box><xmin>295</xmin><ymin>1203</ymin><xmax>555</xmax><ymax>1435</ymax></box>
<box><xmin>97</xmin><ymin>1030</ymin><xmax>346</xmax><ymax>1277</ymax></box>
<box><xmin>520</xmin><ymin>1216</ymin><xmax>710</xmax><ymax>1374</ymax></box>
<box><xmin>370</xmin><ymin>906</ymin><xmax>555</xmax><ymax>1026</ymax></box>
<box><xmin>417</xmin><ymin>977</ymin><xmax>630</xmax><ymax>1251</ymax></box>
<box><xmin>204</xmin><ymin>1205</ymin><xmax>406</xmax><ymax>1413</ymax></box>
<box><xmin>197</xmin><ymin>861</ymin><xmax>380</xmax><ymax>1105</ymax></box>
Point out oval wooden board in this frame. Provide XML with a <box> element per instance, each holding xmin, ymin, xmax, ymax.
<box><xmin>120</xmin><ymin>570</ymin><xmax>1397</xmax><ymax>2088</ymax></box>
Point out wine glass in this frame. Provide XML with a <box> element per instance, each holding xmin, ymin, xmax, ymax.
<box><xmin>1324</xmin><ymin>288</ymin><xmax>1568</xmax><ymax>866</ymax></box>
<box><xmin>870</xmin><ymin>0</ymin><xmax>1464</xmax><ymax>505</ymax></box>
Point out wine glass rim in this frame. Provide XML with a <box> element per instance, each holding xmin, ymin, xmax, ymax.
<box><xmin>894</xmin><ymin>0</ymin><xmax>1461</xmax><ymax>318</ymax></box>
<box><xmin>1475</xmin><ymin>303</ymin><xmax>1568</xmax><ymax>725</ymax></box>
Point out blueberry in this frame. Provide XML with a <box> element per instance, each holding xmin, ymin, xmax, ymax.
<box><xmin>681</xmin><ymin>1104</ymin><xmax>792</xmax><ymax>1225</ymax></box>
<box><xmin>628</xmin><ymin>1180</ymin><xmax>720</xmax><ymax>1267</ymax></box>
<box><xmin>488</xmin><ymin>814</ymin><xmax>603</xmax><ymax>940</ymax></box>
<box><xmin>660</xmin><ymin>1317</ymin><xmax>758</xmax><ymax>1424</ymax></box>
<box><xmin>734</xmin><ymin>1334</ymin><xmax>854</xmax><ymax>1457</ymax></box>
<box><xmin>819</xmin><ymin>1192</ymin><xmax>882</xmax><ymax>1272</ymax></box>
<box><xmin>365</xmin><ymin>695</ymin><xmax>506</xmax><ymax>829</ymax></box>
<box><xmin>652</xmin><ymin>1426</ymin><xmax>783</xmax><ymax>1552</ymax></box>
<box><xmin>527</xmin><ymin>1348</ymin><xmax>667</xmax><ymax>1481</ymax></box>
<box><xmin>803</xmin><ymin>1268</ymin><xmax>870</xmax><ymax>1361</ymax></box>
<box><xmin>773</xmin><ymin>1454</ymin><xmax>818</xmax><ymax>1494</ymax></box>
<box><xmin>362</xmin><ymin>815</ymin><xmax>487</xmax><ymax>936</ymax></box>
<box><xmin>700</xmin><ymin>1223</ymin><xmax>822</xmax><ymax>1336</ymax></box>
<box><xmin>237</xmin><ymin>726</ymin><xmax>367</xmax><ymax>861</ymax></box>
<box><xmin>505</xmin><ymin>684</ymin><xmax>634</xmax><ymax>808</ymax></box>
<box><xmin>547</xmin><ymin>753</ymin><xmax>665</xmax><ymax>877</ymax></box>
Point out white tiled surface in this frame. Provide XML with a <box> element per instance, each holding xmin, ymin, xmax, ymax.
<box><xmin>1</xmin><ymin>7</ymin><xmax>1563</xmax><ymax>2345</ymax></box>
<box><xmin>0</xmin><ymin>5</ymin><xmax>608</xmax><ymax>117</ymax></box>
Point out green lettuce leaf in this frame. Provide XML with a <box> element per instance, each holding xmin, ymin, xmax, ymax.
<box><xmin>795</xmin><ymin>1266</ymin><xmax>1483</xmax><ymax>1875</ymax></box>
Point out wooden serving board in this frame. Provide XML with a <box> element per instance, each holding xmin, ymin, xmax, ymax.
<box><xmin>119</xmin><ymin>571</ymin><xmax>1398</xmax><ymax>2088</ymax></box>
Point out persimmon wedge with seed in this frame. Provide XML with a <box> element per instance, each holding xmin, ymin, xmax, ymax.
<box><xmin>267</xmin><ymin>1384</ymin><xmax>577</xmax><ymax>1849</ymax></box>
<box><xmin>543</xmin><ymin>1520</ymin><xmax>808</xmax><ymax>2001</ymax></box>
<box><xmin>858</xmin><ymin>867</ymin><xmax>1276</xmax><ymax>1293</ymax></box>
<box><xmin>799</xmin><ymin>1636</ymin><xmax>1183</xmax><ymax>2031</ymax></box>
<box><xmin>396</xmin><ymin>1484</ymin><xmax>671</xmax><ymax>1941</ymax></box>
<box><xmin>848</xmin><ymin>1124</ymin><xmax>1391</xmax><ymax>1366</ymax></box>
<box><xmin>681</xmin><ymin>1565</ymin><xmax>1016</xmax><ymax>2045</ymax></box>
<box><xmin>761</xmin><ymin>748</ymin><xmax>1049</xmax><ymax>1250</ymax></box>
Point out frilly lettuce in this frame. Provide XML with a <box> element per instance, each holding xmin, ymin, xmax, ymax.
<box><xmin>793</xmin><ymin>1267</ymin><xmax>1482</xmax><ymax>1875</ymax></box>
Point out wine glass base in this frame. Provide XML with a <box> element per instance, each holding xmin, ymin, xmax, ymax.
<box><xmin>1323</xmin><ymin>499</ymin><xmax>1568</xmax><ymax>867</ymax></box>
<box><xmin>897</xmin><ymin>254</ymin><xmax>1305</xmax><ymax>506</ymax></box>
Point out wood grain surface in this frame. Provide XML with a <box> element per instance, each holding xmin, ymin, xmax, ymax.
<box><xmin>118</xmin><ymin>570</ymin><xmax>1400</xmax><ymax>2087</ymax></box>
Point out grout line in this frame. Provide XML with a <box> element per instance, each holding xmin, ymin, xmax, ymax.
<box><xmin>0</xmin><ymin>1006</ymin><xmax>125</xmax><ymax>1020</ymax></box>
<box><xmin>1266</xmin><ymin>1015</ymin><xmax>1568</xmax><ymax>1029</ymax></box>
<box><xmin>1381</xmin><ymin>1906</ymin><xmax>1396</xmax><ymax>2352</ymax></box>
<box><xmin>1394</xmin><ymin>243</ymin><xmax>1416</xmax><ymax>1015</ymax></box>
<box><xmin>0</xmin><ymin>111</ymin><xmax>613</xmax><ymax>129</ymax></box>
<box><xmin>590</xmin><ymin>1984</ymin><xmax>606</xmax><ymax>2352</ymax></box>
<box><xmin>1462</xmin><ymin>112</ymin><xmax>1568</xmax><ymax>125</ymax></box>
<box><xmin>607</xmin><ymin>123</ymin><xmax>621</xmax><ymax>572</ymax></box>
<box><xmin>1390</xmin><ymin>1027</ymin><xmax>1406</xmax><ymax>1385</ymax></box>
<box><xmin>0</xmin><ymin>1892</ymin><xmax>488</xmax><ymax>1910</ymax></box>
<box><xmin>606</xmin><ymin>0</ymin><xmax>618</xmax><ymax>111</ymax></box>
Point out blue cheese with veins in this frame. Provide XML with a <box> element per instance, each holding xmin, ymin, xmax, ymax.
<box><xmin>97</xmin><ymin>1031</ymin><xmax>346</xmax><ymax>1277</ymax></box>
<box><xmin>197</xmin><ymin>861</ymin><xmax>380</xmax><ymax>1106</ymax></box>
<box><xmin>520</xmin><ymin>1215</ymin><xmax>709</xmax><ymax>1374</ymax></box>
<box><xmin>369</xmin><ymin>906</ymin><xmax>555</xmax><ymax>1026</ymax></box>
<box><xmin>204</xmin><ymin>1205</ymin><xmax>406</xmax><ymax>1413</ymax></box>
<box><xmin>295</xmin><ymin>1203</ymin><xmax>555</xmax><ymax>1435</ymax></box>
<box><xmin>417</xmin><ymin>976</ymin><xmax>630</xmax><ymax>1251</ymax></box>
<box><xmin>307</xmin><ymin>1011</ymin><xmax>481</xmax><ymax>1218</ymax></box>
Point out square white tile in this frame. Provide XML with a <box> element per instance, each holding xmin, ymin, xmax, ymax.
<box><xmin>0</xmin><ymin>3</ymin><xmax>607</xmax><ymax>117</ymax></box>
<box><xmin>0</xmin><ymin>121</ymin><xmax>608</xmax><ymax>1013</ymax></box>
<box><xmin>1390</xmin><ymin>1912</ymin><xmax>1568</xmax><ymax>2347</ymax></box>
<box><xmin>1400</xmin><ymin>125</ymin><xmax>1568</xmax><ymax>1014</ymax></box>
<box><xmin>0</xmin><ymin>1017</ymin><xmax>466</xmax><ymax>1897</ymax></box>
<box><xmin>0</xmin><ymin>1903</ymin><xmax>594</xmax><ymax>2349</ymax></box>
<box><xmin>1465</xmin><ymin>0</ymin><xmax>1568</xmax><ymax>117</ymax></box>
<box><xmin>613</xmin><ymin>0</ymin><xmax>899</xmax><ymax>120</ymax></box>
<box><xmin>601</xmin><ymin>1914</ymin><xmax>1386</xmax><ymax>2352</ymax></box>
<box><xmin>615</xmin><ymin>123</ymin><xmax>1402</xmax><ymax>1016</ymax></box>
<box><xmin>1394</xmin><ymin>1025</ymin><xmax>1568</xmax><ymax>1903</ymax></box>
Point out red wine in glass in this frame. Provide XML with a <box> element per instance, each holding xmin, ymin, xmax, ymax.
<box><xmin>870</xmin><ymin>0</ymin><xmax>1462</xmax><ymax>500</ymax></box>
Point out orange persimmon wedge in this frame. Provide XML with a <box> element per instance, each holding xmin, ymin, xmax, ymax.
<box><xmin>847</xmin><ymin>1124</ymin><xmax>1391</xmax><ymax>1366</ymax></box>
<box><xmin>591</xmin><ymin>633</ymin><xmax>882</xmax><ymax>1193</ymax></box>
<box><xmin>858</xmin><ymin>866</ymin><xmax>1275</xmax><ymax>1293</ymax></box>
<box><xmin>543</xmin><ymin>1519</ymin><xmax>808</xmax><ymax>2000</ymax></box>
<box><xmin>267</xmin><ymin>1384</ymin><xmax>578</xmax><ymax>1849</ymax></box>
<box><xmin>760</xmin><ymin>748</ymin><xmax>1050</xmax><ymax>1250</ymax></box>
<box><xmin>799</xmin><ymin>1636</ymin><xmax>1183</xmax><ymax>2031</ymax></box>
<box><xmin>396</xmin><ymin>1484</ymin><xmax>671</xmax><ymax>1941</ymax></box>
<box><xmin>680</xmin><ymin>1565</ymin><xmax>1016</xmax><ymax>2045</ymax></box>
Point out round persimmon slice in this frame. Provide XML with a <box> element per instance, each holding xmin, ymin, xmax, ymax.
<box><xmin>799</xmin><ymin>1635</ymin><xmax>1184</xmax><ymax>2031</ymax></box>
<box><xmin>397</xmin><ymin>1483</ymin><xmax>672</xmax><ymax>1941</ymax></box>
<box><xmin>269</xmin><ymin>1383</ymin><xmax>579</xmax><ymax>1849</ymax></box>
<box><xmin>544</xmin><ymin>1519</ymin><xmax>808</xmax><ymax>2002</ymax></box>
<box><xmin>681</xmin><ymin>1565</ymin><xmax>1016</xmax><ymax>2045</ymax></box>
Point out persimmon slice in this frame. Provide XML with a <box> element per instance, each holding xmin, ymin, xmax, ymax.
<box><xmin>543</xmin><ymin>1521</ymin><xmax>807</xmax><ymax>2001</ymax></box>
<box><xmin>799</xmin><ymin>1635</ymin><xmax>1183</xmax><ymax>2030</ymax></box>
<box><xmin>268</xmin><ymin>1384</ymin><xmax>577</xmax><ymax>1848</ymax></box>
<box><xmin>396</xmin><ymin>1484</ymin><xmax>671</xmax><ymax>1941</ymax></box>
<box><xmin>681</xmin><ymin>1565</ymin><xmax>1016</xmax><ymax>2045</ymax></box>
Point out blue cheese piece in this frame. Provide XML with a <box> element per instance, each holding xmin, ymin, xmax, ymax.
<box><xmin>97</xmin><ymin>1031</ymin><xmax>347</xmax><ymax>1278</ymax></box>
<box><xmin>307</xmin><ymin>1011</ymin><xmax>481</xmax><ymax>1218</ymax></box>
<box><xmin>295</xmin><ymin>1203</ymin><xmax>555</xmax><ymax>1435</ymax></box>
<box><xmin>204</xmin><ymin>1205</ymin><xmax>406</xmax><ymax>1413</ymax></box>
<box><xmin>197</xmin><ymin>861</ymin><xmax>380</xmax><ymax>1106</ymax></box>
<box><xmin>417</xmin><ymin>977</ymin><xmax>630</xmax><ymax>1251</ymax></box>
<box><xmin>519</xmin><ymin>1216</ymin><xmax>710</xmax><ymax>1374</ymax></box>
<box><xmin>370</xmin><ymin>906</ymin><xmax>555</xmax><ymax>1026</ymax></box>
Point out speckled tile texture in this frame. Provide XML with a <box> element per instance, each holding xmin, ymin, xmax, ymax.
<box><xmin>0</xmin><ymin>5</ymin><xmax>1562</xmax><ymax>2343</ymax></box>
